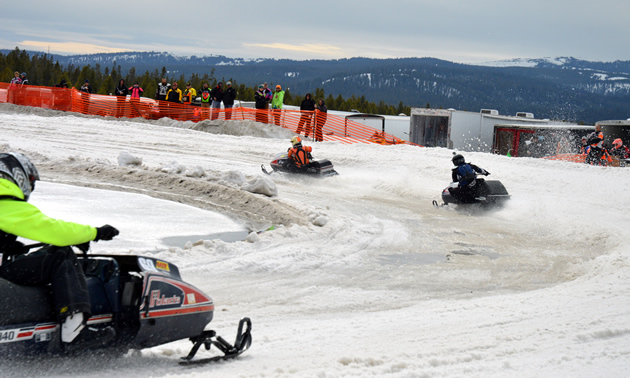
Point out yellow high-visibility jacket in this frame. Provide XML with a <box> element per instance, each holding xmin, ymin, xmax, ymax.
<box><xmin>0</xmin><ymin>179</ymin><xmax>96</xmax><ymax>247</ymax></box>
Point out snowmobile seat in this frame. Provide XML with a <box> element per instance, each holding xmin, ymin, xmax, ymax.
<box><xmin>0</xmin><ymin>277</ymin><xmax>54</xmax><ymax>326</ymax></box>
<box><xmin>307</xmin><ymin>159</ymin><xmax>336</xmax><ymax>176</ymax></box>
<box><xmin>484</xmin><ymin>180</ymin><xmax>509</xmax><ymax>196</ymax></box>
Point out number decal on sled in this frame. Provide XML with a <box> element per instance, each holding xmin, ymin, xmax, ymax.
<box><xmin>0</xmin><ymin>331</ymin><xmax>15</xmax><ymax>342</ymax></box>
<box><xmin>138</xmin><ymin>257</ymin><xmax>158</xmax><ymax>272</ymax></box>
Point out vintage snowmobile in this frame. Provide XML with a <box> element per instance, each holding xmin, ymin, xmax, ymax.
<box><xmin>261</xmin><ymin>151</ymin><xmax>338</xmax><ymax>177</ymax></box>
<box><xmin>0</xmin><ymin>244</ymin><xmax>251</xmax><ymax>365</ymax></box>
<box><xmin>433</xmin><ymin>178</ymin><xmax>510</xmax><ymax>208</ymax></box>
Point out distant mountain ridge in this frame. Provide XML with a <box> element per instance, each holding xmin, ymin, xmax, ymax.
<box><xmin>4</xmin><ymin>49</ymin><xmax>629</xmax><ymax>123</ymax></box>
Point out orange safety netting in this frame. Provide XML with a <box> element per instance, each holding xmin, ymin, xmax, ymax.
<box><xmin>0</xmin><ymin>83</ymin><xmax>411</xmax><ymax>146</ymax></box>
<box><xmin>543</xmin><ymin>153</ymin><xmax>587</xmax><ymax>163</ymax></box>
<box><xmin>544</xmin><ymin>152</ymin><xmax>617</xmax><ymax>166</ymax></box>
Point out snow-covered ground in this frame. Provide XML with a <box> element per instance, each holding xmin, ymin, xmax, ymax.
<box><xmin>1</xmin><ymin>103</ymin><xmax>629</xmax><ymax>377</ymax></box>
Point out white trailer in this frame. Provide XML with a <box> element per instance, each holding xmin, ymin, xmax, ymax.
<box><xmin>409</xmin><ymin>108</ymin><xmax>549</xmax><ymax>151</ymax></box>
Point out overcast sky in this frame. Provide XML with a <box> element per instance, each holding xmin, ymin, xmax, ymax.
<box><xmin>2</xmin><ymin>0</ymin><xmax>629</xmax><ymax>63</ymax></box>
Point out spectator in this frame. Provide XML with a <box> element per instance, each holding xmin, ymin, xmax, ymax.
<box><xmin>165</xmin><ymin>82</ymin><xmax>182</xmax><ymax>119</ymax></box>
<box><xmin>183</xmin><ymin>82</ymin><xmax>197</xmax><ymax>105</ymax></box>
<box><xmin>580</xmin><ymin>136</ymin><xmax>590</xmax><ymax>155</ymax></box>
<box><xmin>586</xmin><ymin>124</ymin><xmax>604</xmax><ymax>165</ymax></box>
<box><xmin>296</xmin><ymin>93</ymin><xmax>315</xmax><ymax>136</ymax></box>
<box><xmin>166</xmin><ymin>82</ymin><xmax>182</xmax><ymax>103</ymax></box>
<box><xmin>263</xmin><ymin>82</ymin><xmax>273</xmax><ymax>107</ymax></box>
<box><xmin>610</xmin><ymin>138</ymin><xmax>629</xmax><ymax>159</ymax></box>
<box><xmin>210</xmin><ymin>82</ymin><xmax>223</xmax><ymax>120</ymax></box>
<box><xmin>54</xmin><ymin>79</ymin><xmax>68</xmax><ymax>88</ymax></box>
<box><xmin>9</xmin><ymin>71</ymin><xmax>21</xmax><ymax>85</ymax></box>
<box><xmin>199</xmin><ymin>83</ymin><xmax>211</xmax><ymax>120</ymax></box>
<box><xmin>223</xmin><ymin>81</ymin><xmax>237</xmax><ymax>120</ymax></box>
<box><xmin>80</xmin><ymin>79</ymin><xmax>93</xmax><ymax>93</ymax></box>
<box><xmin>80</xmin><ymin>79</ymin><xmax>93</xmax><ymax>115</ymax></box>
<box><xmin>314</xmin><ymin>99</ymin><xmax>328</xmax><ymax>142</ymax></box>
<box><xmin>128</xmin><ymin>81</ymin><xmax>144</xmax><ymax>118</ymax></box>
<box><xmin>271</xmin><ymin>84</ymin><xmax>285</xmax><ymax>126</ymax></box>
<box><xmin>181</xmin><ymin>82</ymin><xmax>197</xmax><ymax>121</ymax></box>
<box><xmin>8</xmin><ymin>71</ymin><xmax>21</xmax><ymax>104</ymax></box>
<box><xmin>114</xmin><ymin>79</ymin><xmax>128</xmax><ymax>117</ymax></box>
<box><xmin>53</xmin><ymin>79</ymin><xmax>70</xmax><ymax>111</ymax></box>
<box><xmin>19</xmin><ymin>72</ymin><xmax>28</xmax><ymax>86</ymax></box>
<box><xmin>254</xmin><ymin>84</ymin><xmax>268</xmax><ymax>124</ymax></box>
<box><xmin>155</xmin><ymin>78</ymin><xmax>170</xmax><ymax>101</ymax></box>
<box><xmin>128</xmin><ymin>81</ymin><xmax>143</xmax><ymax>98</ymax></box>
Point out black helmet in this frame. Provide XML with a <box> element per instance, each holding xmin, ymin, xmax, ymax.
<box><xmin>0</xmin><ymin>152</ymin><xmax>40</xmax><ymax>201</ymax></box>
<box><xmin>452</xmin><ymin>154</ymin><xmax>465</xmax><ymax>166</ymax></box>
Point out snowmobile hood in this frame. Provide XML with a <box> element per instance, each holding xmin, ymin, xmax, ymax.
<box><xmin>0</xmin><ymin>178</ymin><xmax>25</xmax><ymax>200</ymax></box>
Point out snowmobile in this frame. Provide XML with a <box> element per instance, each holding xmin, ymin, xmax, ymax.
<box><xmin>0</xmin><ymin>243</ymin><xmax>252</xmax><ymax>365</ymax></box>
<box><xmin>433</xmin><ymin>178</ymin><xmax>510</xmax><ymax>208</ymax></box>
<box><xmin>261</xmin><ymin>151</ymin><xmax>338</xmax><ymax>177</ymax></box>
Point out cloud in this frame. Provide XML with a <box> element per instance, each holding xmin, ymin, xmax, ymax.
<box><xmin>20</xmin><ymin>40</ymin><xmax>134</xmax><ymax>55</ymax></box>
<box><xmin>243</xmin><ymin>43</ymin><xmax>342</xmax><ymax>57</ymax></box>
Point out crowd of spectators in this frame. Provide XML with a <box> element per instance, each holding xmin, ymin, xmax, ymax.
<box><xmin>4</xmin><ymin>70</ymin><xmax>328</xmax><ymax>138</ymax></box>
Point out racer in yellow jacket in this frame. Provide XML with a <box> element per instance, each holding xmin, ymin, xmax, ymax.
<box><xmin>0</xmin><ymin>152</ymin><xmax>118</xmax><ymax>346</ymax></box>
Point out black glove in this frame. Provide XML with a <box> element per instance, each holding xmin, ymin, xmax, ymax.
<box><xmin>484</xmin><ymin>171</ymin><xmax>490</xmax><ymax>176</ymax></box>
<box><xmin>74</xmin><ymin>242</ymin><xmax>90</xmax><ymax>253</ymax></box>
<box><xmin>94</xmin><ymin>225</ymin><xmax>119</xmax><ymax>241</ymax></box>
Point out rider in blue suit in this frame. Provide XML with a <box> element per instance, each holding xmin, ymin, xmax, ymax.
<box><xmin>449</xmin><ymin>154</ymin><xmax>490</xmax><ymax>203</ymax></box>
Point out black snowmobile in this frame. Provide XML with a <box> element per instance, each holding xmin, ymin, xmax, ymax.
<box><xmin>434</xmin><ymin>178</ymin><xmax>510</xmax><ymax>208</ymax></box>
<box><xmin>0</xmin><ymin>244</ymin><xmax>252</xmax><ymax>365</ymax></box>
<box><xmin>261</xmin><ymin>151</ymin><xmax>338</xmax><ymax>177</ymax></box>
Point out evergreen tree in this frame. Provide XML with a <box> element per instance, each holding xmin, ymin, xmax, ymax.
<box><xmin>0</xmin><ymin>67</ymin><xmax>13</xmax><ymax>82</ymax></box>
<box><xmin>127</xmin><ymin>67</ymin><xmax>136</xmax><ymax>84</ymax></box>
<box><xmin>100</xmin><ymin>76</ymin><xmax>114</xmax><ymax>95</ymax></box>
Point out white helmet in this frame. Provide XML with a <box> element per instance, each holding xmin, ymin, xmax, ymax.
<box><xmin>0</xmin><ymin>152</ymin><xmax>40</xmax><ymax>201</ymax></box>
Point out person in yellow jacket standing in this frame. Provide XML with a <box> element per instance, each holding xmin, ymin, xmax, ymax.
<box><xmin>183</xmin><ymin>82</ymin><xmax>197</xmax><ymax>105</ymax></box>
<box><xmin>271</xmin><ymin>84</ymin><xmax>285</xmax><ymax>126</ymax></box>
<box><xmin>165</xmin><ymin>82</ymin><xmax>183</xmax><ymax>119</ymax></box>
<box><xmin>0</xmin><ymin>152</ymin><xmax>118</xmax><ymax>347</ymax></box>
<box><xmin>182</xmin><ymin>82</ymin><xmax>198</xmax><ymax>121</ymax></box>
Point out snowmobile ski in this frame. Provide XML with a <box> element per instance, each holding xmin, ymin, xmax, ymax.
<box><xmin>261</xmin><ymin>164</ymin><xmax>273</xmax><ymax>175</ymax></box>
<box><xmin>179</xmin><ymin>317</ymin><xmax>252</xmax><ymax>366</ymax></box>
<box><xmin>432</xmin><ymin>200</ymin><xmax>445</xmax><ymax>208</ymax></box>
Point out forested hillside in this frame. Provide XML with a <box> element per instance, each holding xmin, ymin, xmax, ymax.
<box><xmin>3</xmin><ymin>47</ymin><xmax>630</xmax><ymax>123</ymax></box>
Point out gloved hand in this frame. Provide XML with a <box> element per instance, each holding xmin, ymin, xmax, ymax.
<box><xmin>484</xmin><ymin>171</ymin><xmax>491</xmax><ymax>176</ymax></box>
<box><xmin>94</xmin><ymin>225</ymin><xmax>119</xmax><ymax>242</ymax></box>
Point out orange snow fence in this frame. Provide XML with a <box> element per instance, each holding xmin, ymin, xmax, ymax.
<box><xmin>543</xmin><ymin>153</ymin><xmax>586</xmax><ymax>163</ymax></box>
<box><xmin>0</xmin><ymin>83</ymin><xmax>412</xmax><ymax>146</ymax></box>
<box><xmin>544</xmin><ymin>152</ymin><xmax>615</xmax><ymax>166</ymax></box>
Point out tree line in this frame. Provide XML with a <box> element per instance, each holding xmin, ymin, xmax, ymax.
<box><xmin>0</xmin><ymin>47</ymin><xmax>412</xmax><ymax>116</ymax></box>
